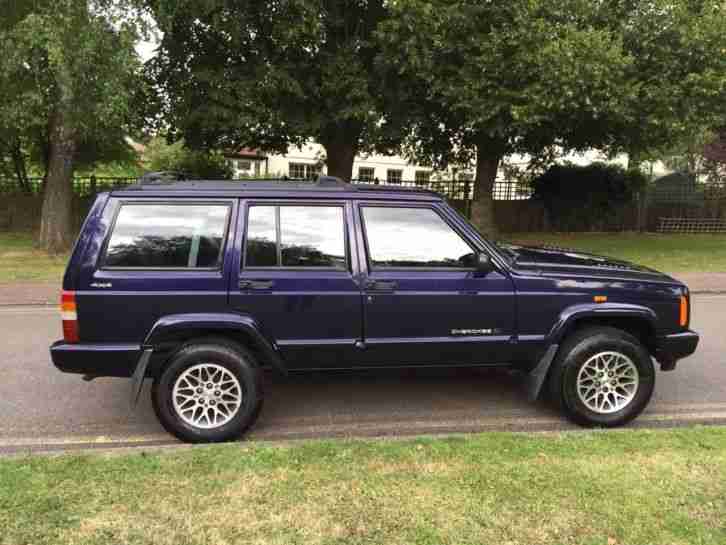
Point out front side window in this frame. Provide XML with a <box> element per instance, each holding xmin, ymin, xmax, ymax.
<box><xmin>362</xmin><ymin>206</ymin><xmax>474</xmax><ymax>268</ymax></box>
<box><xmin>245</xmin><ymin>204</ymin><xmax>346</xmax><ymax>268</ymax></box>
<box><xmin>104</xmin><ymin>203</ymin><xmax>229</xmax><ymax>268</ymax></box>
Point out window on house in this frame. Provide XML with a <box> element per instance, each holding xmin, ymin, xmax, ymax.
<box><xmin>387</xmin><ymin>169</ymin><xmax>403</xmax><ymax>184</ymax></box>
<box><xmin>237</xmin><ymin>160</ymin><xmax>252</xmax><ymax>172</ymax></box>
<box><xmin>289</xmin><ymin>163</ymin><xmax>320</xmax><ymax>180</ymax></box>
<box><xmin>103</xmin><ymin>204</ymin><xmax>230</xmax><ymax>269</ymax></box>
<box><xmin>245</xmin><ymin>205</ymin><xmax>346</xmax><ymax>269</ymax></box>
<box><xmin>358</xmin><ymin>167</ymin><xmax>375</xmax><ymax>182</ymax></box>
<box><xmin>362</xmin><ymin>206</ymin><xmax>475</xmax><ymax>268</ymax></box>
<box><xmin>415</xmin><ymin>170</ymin><xmax>431</xmax><ymax>184</ymax></box>
<box><xmin>289</xmin><ymin>163</ymin><xmax>307</xmax><ymax>179</ymax></box>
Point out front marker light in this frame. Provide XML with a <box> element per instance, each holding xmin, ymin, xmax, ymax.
<box><xmin>679</xmin><ymin>295</ymin><xmax>689</xmax><ymax>328</ymax></box>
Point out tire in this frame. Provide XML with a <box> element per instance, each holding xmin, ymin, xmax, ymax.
<box><xmin>547</xmin><ymin>326</ymin><xmax>655</xmax><ymax>427</ymax></box>
<box><xmin>152</xmin><ymin>338</ymin><xmax>264</xmax><ymax>443</ymax></box>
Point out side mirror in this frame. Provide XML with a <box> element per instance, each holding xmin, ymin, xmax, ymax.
<box><xmin>475</xmin><ymin>252</ymin><xmax>495</xmax><ymax>276</ymax></box>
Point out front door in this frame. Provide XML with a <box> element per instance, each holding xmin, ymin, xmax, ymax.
<box><xmin>229</xmin><ymin>200</ymin><xmax>363</xmax><ymax>369</ymax></box>
<box><xmin>355</xmin><ymin>202</ymin><xmax>516</xmax><ymax>366</ymax></box>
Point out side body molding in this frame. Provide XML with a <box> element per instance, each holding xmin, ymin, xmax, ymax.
<box><xmin>143</xmin><ymin>312</ymin><xmax>287</xmax><ymax>375</ymax></box>
<box><xmin>526</xmin><ymin>302</ymin><xmax>658</xmax><ymax>401</ymax></box>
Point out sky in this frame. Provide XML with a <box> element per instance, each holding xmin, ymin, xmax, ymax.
<box><xmin>136</xmin><ymin>37</ymin><xmax>158</xmax><ymax>62</ymax></box>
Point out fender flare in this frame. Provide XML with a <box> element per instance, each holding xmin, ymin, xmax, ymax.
<box><xmin>526</xmin><ymin>302</ymin><xmax>658</xmax><ymax>401</ymax></box>
<box><xmin>142</xmin><ymin>312</ymin><xmax>287</xmax><ymax>376</ymax></box>
<box><xmin>547</xmin><ymin>302</ymin><xmax>657</xmax><ymax>345</ymax></box>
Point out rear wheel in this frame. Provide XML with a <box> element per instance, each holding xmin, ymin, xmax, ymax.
<box><xmin>152</xmin><ymin>339</ymin><xmax>263</xmax><ymax>443</ymax></box>
<box><xmin>548</xmin><ymin>326</ymin><xmax>655</xmax><ymax>427</ymax></box>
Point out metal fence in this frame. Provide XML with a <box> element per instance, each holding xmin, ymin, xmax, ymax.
<box><xmin>649</xmin><ymin>181</ymin><xmax>726</xmax><ymax>204</ymax></box>
<box><xmin>352</xmin><ymin>178</ymin><xmax>532</xmax><ymax>201</ymax></box>
<box><xmin>0</xmin><ymin>175</ymin><xmax>533</xmax><ymax>201</ymax></box>
<box><xmin>0</xmin><ymin>176</ymin><xmax>137</xmax><ymax>196</ymax></box>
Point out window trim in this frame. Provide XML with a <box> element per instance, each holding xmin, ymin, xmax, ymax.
<box><xmin>386</xmin><ymin>169</ymin><xmax>403</xmax><ymax>184</ymax></box>
<box><xmin>358</xmin><ymin>167</ymin><xmax>375</xmax><ymax>182</ymax></box>
<box><xmin>288</xmin><ymin>162</ymin><xmax>320</xmax><ymax>180</ymax></box>
<box><xmin>242</xmin><ymin>201</ymin><xmax>350</xmax><ymax>271</ymax></box>
<box><xmin>99</xmin><ymin>200</ymin><xmax>233</xmax><ymax>272</ymax></box>
<box><xmin>359</xmin><ymin>202</ymin><xmax>477</xmax><ymax>272</ymax></box>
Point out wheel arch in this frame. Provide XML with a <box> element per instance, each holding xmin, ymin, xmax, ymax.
<box><xmin>549</xmin><ymin>303</ymin><xmax>658</xmax><ymax>354</ymax></box>
<box><xmin>143</xmin><ymin>313</ymin><xmax>287</xmax><ymax>377</ymax></box>
<box><xmin>526</xmin><ymin>303</ymin><xmax>658</xmax><ymax>402</ymax></box>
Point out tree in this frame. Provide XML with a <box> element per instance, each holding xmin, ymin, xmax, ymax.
<box><xmin>378</xmin><ymin>0</ymin><xmax>726</xmax><ymax>235</ymax></box>
<box><xmin>143</xmin><ymin>136</ymin><xmax>233</xmax><ymax>179</ymax></box>
<box><xmin>0</xmin><ymin>0</ymin><xmax>146</xmax><ymax>252</ymax></box>
<box><xmin>148</xmin><ymin>0</ymin><xmax>393</xmax><ymax>182</ymax></box>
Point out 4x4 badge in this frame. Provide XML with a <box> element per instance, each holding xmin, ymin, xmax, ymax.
<box><xmin>90</xmin><ymin>282</ymin><xmax>112</xmax><ymax>288</ymax></box>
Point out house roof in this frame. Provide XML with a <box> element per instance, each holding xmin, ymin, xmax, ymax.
<box><xmin>225</xmin><ymin>148</ymin><xmax>267</xmax><ymax>159</ymax></box>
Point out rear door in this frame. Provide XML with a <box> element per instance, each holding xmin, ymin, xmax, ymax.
<box><xmin>355</xmin><ymin>201</ymin><xmax>517</xmax><ymax>366</ymax></box>
<box><xmin>229</xmin><ymin>199</ymin><xmax>364</xmax><ymax>369</ymax></box>
<box><xmin>76</xmin><ymin>197</ymin><xmax>237</xmax><ymax>344</ymax></box>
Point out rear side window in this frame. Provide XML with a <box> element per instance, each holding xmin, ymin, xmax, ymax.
<box><xmin>103</xmin><ymin>203</ymin><xmax>230</xmax><ymax>268</ymax></box>
<box><xmin>245</xmin><ymin>204</ymin><xmax>346</xmax><ymax>268</ymax></box>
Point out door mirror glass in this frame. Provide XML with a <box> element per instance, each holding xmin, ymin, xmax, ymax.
<box><xmin>475</xmin><ymin>252</ymin><xmax>495</xmax><ymax>276</ymax></box>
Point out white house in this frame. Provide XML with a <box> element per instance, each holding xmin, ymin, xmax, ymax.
<box><xmin>225</xmin><ymin>143</ymin><xmax>672</xmax><ymax>187</ymax></box>
<box><xmin>225</xmin><ymin>143</ymin><xmax>441</xmax><ymax>182</ymax></box>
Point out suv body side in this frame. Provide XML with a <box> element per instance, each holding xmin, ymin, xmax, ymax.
<box><xmin>52</xmin><ymin>187</ymin><xmax>697</xmax><ymax>381</ymax></box>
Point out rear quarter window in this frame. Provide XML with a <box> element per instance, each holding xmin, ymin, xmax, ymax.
<box><xmin>102</xmin><ymin>203</ymin><xmax>230</xmax><ymax>269</ymax></box>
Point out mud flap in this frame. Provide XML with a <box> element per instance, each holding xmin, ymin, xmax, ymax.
<box><xmin>524</xmin><ymin>344</ymin><xmax>558</xmax><ymax>402</ymax></box>
<box><xmin>129</xmin><ymin>348</ymin><xmax>153</xmax><ymax>409</ymax></box>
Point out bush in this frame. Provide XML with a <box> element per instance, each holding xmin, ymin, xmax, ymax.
<box><xmin>143</xmin><ymin>137</ymin><xmax>233</xmax><ymax>179</ymax></box>
<box><xmin>531</xmin><ymin>162</ymin><xmax>647</xmax><ymax>231</ymax></box>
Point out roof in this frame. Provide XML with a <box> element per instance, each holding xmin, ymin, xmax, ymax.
<box><xmin>111</xmin><ymin>178</ymin><xmax>442</xmax><ymax>202</ymax></box>
<box><xmin>224</xmin><ymin>148</ymin><xmax>267</xmax><ymax>159</ymax></box>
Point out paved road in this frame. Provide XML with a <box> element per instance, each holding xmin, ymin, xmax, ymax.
<box><xmin>1</xmin><ymin>296</ymin><xmax>725</xmax><ymax>453</ymax></box>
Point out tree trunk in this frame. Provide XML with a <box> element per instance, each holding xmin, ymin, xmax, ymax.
<box><xmin>10</xmin><ymin>140</ymin><xmax>30</xmax><ymax>193</ymax></box>
<box><xmin>39</xmin><ymin>111</ymin><xmax>76</xmax><ymax>253</ymax></box>
<box><xmin>470</xmin><ymin>138</ymin><xmax>503</xmax><ymax>237</ymax></box>
<box><xmin>322</xmin><ymin>138</ymin><xmax>357</xmax><ymax>182</ymax></box>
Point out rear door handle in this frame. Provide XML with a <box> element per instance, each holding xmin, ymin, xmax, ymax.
<box><xmin>239</xmin><ymin>279</ymin><xmax>275</xmax><ymax>290</ymax></box>
<box><xmin>365</xmin><ymin>280</ymin><xmax>398</xmax><ymax>292</ymax></box>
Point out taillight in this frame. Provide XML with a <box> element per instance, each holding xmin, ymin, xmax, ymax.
<box><xmin>60</xmin><ymin>290</ymin><xmax>79</xmax><ymax>343</ymax></box>
<box><xmin>679</xmin><ymin>295</ymin><xmax>689</xmax><ymax>328</ymax></box>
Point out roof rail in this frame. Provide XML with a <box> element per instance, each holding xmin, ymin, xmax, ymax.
<box><xmin>138</xmin><ymin>171</ymin><xmax>190</xmax><ymax>184</ymax></box>
<box><xmin>316</xmin><ymin>175</ymin><xmax>349</xmax><ymax>188</ymax></box>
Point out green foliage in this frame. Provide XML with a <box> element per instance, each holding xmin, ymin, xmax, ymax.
<box><xmin>531</xmin><ymin>163</ymin><xmax>647</xmax><ymax>231</ymax></box>
<box><xmin>377</xmin><ymin>0</ymin><xmax>726</xmax><ymax>206</ymax></box>
<box><xmin>0</xmin><ymin>0</ymin><xmax>147</xmax><ymax>162</ymax></box>
<box><xmin>148</xmin><ymin>0</ymin><xmax>393</xmax><ymax>178</ymax></box>
<box><xmin>378</xmin><ymin>0</ymin><xmax>632</xmax><ymax>168</ymax></box>
<box><xmin>143</xmin><ymin>137</ymin><xmax>232</xmax><ymax>179</ymax></box>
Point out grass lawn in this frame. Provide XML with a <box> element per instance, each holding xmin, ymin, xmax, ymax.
<box><xmin>505</xmin><ymin>232</ymin><xmax>726</xmax><ymax>273</ymax></box>
<box><xmin>1</xmin><ymin>428</ymin><xmax>725</xmax><ymax>545</ymax></box>
<box><xmin>0</xmin><ymin>232</ymin><xmax>68</xmax><ymax>283</ymax></box>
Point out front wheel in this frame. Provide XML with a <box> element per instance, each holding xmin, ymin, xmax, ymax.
<box><xmin>152</xmin><ymin>339</ymin><xmax>263</xmax><ymax>443</ymax></box>
<box><xmin>548</xmin><ymin>326</ymin><xmax>655</xmax><ymax>427</ymax></box>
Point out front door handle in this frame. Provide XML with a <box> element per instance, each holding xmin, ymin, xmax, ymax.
<box><xmin>239</xmin><ymin>279</ymin><xmax>275</xmax><ymax>290</ymax></box>
<box><xmin>365</xmin><ymin>280</ymin><xmax>398</xmax><ymax>292</ymax></box>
